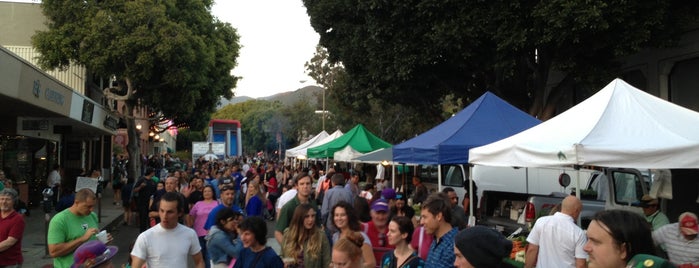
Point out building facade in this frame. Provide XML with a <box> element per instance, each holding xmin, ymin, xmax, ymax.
<box><xmin>0</xmin><ymin>0</ymin><xmax>174</xmax><ymax>205</ymax></box>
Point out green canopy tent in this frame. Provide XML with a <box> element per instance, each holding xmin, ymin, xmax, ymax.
<box><xmin>307</xmin><ymin>124</ymin><xmax>392</xmax><ymax>159</ymax></box>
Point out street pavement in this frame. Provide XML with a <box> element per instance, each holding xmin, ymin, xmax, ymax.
<box><xmin>21</xmin><ymin>189</ymin><xmax>125</xmax><ymax>267</ymax></box>
<box><xmin>21</xmin><ymin>188</ymin><xmax>281</xmax><ymax>267</ymax></box>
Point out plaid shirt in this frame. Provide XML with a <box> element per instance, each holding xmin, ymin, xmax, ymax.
<box><xmin>425</xmin><ymin>227</ymin><xmax>458</xmax><ymax>268</ymax></box>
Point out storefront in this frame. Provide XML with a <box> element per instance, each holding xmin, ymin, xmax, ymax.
<box><xmin>0</xmin><ymin>46</ymin><xmax>116</xmax><ymax>205</ymax></box>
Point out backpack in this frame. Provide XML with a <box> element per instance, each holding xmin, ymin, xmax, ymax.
<box><xmin>131</xmin><ymin>177</ymin><xmax>147</xmax><ymax>199</ymax></box>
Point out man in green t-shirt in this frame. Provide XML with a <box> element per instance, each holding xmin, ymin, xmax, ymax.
<box><xmin>48</xmin><ymin>188</ymin><xmax>104</xmax><ymax>268</ymax></box>
<box><xmin>275</xmin><ymin>174</ymin><xmax>319</xmax><ymax>244</ymax></box>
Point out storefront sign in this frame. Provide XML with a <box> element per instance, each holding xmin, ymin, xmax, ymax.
<box><xmin>21</xmin><ymin>119</ymin><xmax>49</xmax><ymax>130</ymax></box>
<box><xmin>103</xmin><ymin>115</ymin><xmax>118</xmax><ymax>130</ymax></box>
<box><xmin>81</xmin><ymin>99</ymin><xmax>94</xmax><ymax>123</ymax></box>
<box><xmin>33</xmin><ymin>80</ymin><xmax>65</xmax><ymax>106</ymax></box>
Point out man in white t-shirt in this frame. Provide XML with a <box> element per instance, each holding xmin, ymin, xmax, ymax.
<box><xmin>131</xmin><ymin>192</ymin><xmax>204</xmax><ymax>268</ymax></box>
<box><xmin>242</xmin><ymin>161</ymin><xmax>250</xmax><ymax>175</ymax></box>
<box><xmin>525</xmin><ymin>196</ymin><xmax>587</xmax><ymax>268</ymax></box>
<box><xmin>47</xmin><ymin>164</ymin><xmax>62</xmax><ymax>205</ymax></box>
<box><xmin>276</xmin><ymin>178</ymin><xmax>297</xmax><ymax>219</ymax></box>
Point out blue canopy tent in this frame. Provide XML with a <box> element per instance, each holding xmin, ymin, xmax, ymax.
<box><xmin>392</xmin><ymin>92</ymin><xmax>541</xmax><ymax>223</ymax></box>
<box><xmin>393</xmin><ymin>92</ymin><xmax>541</xmax><ymax>164</ymax></box>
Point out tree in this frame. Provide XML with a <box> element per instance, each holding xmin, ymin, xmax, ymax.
<box><xmin>33</xmin><ymin>0</ymin><xmax>240</xmax><ymax>177</ymax></box>
<box><xmin>279</xmin><ymin>93</ymin><xmax>321</xmax><ymax>143</ymax></box>
<box><xmin>175</xmin><ymin>128</ymin><xmax>206</xmax><ymax>155</ymax></box>
<box><xmin>303</xmin><ymin>0</ymin><xmax>698</xmax><ymax>124</ymax></box>
<box><xmin>305</xmin><ymin>45</ymin><xmax>448</xmax><ymax>143</ymax></box>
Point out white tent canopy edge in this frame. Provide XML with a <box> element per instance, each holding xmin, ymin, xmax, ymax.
<box><xmin>469</xmin><ymin>78</ymin><xmax>699</xmax><ymax>169</ymax></box>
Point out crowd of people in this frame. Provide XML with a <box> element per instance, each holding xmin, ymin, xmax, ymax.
<box><xmin>1</xmin><ymin>155</ymin><xmax>698</xmax><ymax>268</ymax></box>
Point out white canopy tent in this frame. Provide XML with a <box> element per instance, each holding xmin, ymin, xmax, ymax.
<box><xmin>469</xmin><ymin>78</ymin><xmax>699</xmax><ymax>169</ymax></box>
<box><xmin>352</xmin><ymin>147</ymin><xmax>395</xmax><ymax>164</ymax></box>
<box><xmin>286</xmin><ymin>130</ymin><xmax>329</xmax><ymax>158</ymax></box>
<box><xmin>333</xmin><ymin>146</ymin><xmax>363</xmax><ymax>162</ymax></box>
<box><xmin>292</xmin><ymin>130</ymin><xmax>344</xmax><ymax>159</ymax></box>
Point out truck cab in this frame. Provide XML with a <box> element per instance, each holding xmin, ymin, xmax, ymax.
<box><xmin>588</xmin><ymin>168</ymin><xmax>648</xmax><ymax>213</ymax></box>
<box><xmin>414</xmin><ymin>164</ymin><xmax>469</xmax><ymax>201</ymax></box>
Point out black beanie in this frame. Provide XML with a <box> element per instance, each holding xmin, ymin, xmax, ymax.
<box><xmin>455</xmin><ymin>226</ymin><xmax>512</xmax><ymax>268</ymax></box>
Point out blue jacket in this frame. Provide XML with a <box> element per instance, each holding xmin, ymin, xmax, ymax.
<box><xmin>245</xmin><ymin>195</ymin><xmax>264</xmax><ymax>217</ymax></box>
<box><xmin>206</xmin><ymin>225</ymin><xmax>242</xmax><ymax>265</ymax></box>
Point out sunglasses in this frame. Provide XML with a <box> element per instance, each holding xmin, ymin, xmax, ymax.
<box><xmin>221</xmin><ymin>186</ymin><xmax>235</xmax><ymax>192</ymax></box>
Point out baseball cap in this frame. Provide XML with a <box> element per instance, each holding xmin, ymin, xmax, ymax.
<box><xmin>382</xmin><ymin>188</ymin><xmax>396</xmax><ymax>200</ymax></box>
<box><xmin>679</xmin><ymin>212</ymin><xmax>698</xmax><ymax>235</ymax></box>
<box><xmin>627</xmin><ymin>254</ymin><xmax>675</xmax><ymax>268</ymax></box>
<box><xmin>371</xmin><ymin>199</ymin><xmax>389</xmax><ymax>212</ymax></box>
<box><xmin>71</xmin><ymin>240</ymin><xmax>118</xmax><ymax>268</ymax></box>
<box><xmin>640</xmin><ymin>195</ymin><xmax>658</xmax><ymax>206</ymax></box>
<box><xmin>396</xmin><ymin>192</ymin><xmax>406</xmax><ymax>201</ymax></box>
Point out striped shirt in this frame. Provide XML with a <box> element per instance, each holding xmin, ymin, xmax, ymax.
<box><xmin>652</xmin><ymin>223</ymin><xmax>699</xmax><ymax>265</ymax></box>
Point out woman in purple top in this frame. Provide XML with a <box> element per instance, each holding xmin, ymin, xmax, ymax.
<box><xmin>190</xmin><ymin>185</ymin><xmax>219</xmax><ymax>268</ymax></box>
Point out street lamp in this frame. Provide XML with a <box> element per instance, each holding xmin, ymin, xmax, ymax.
<box><xmin>314</xmin><ymin>109</ymin><xmax>328</xmax><ymax>131</ymax></box>
<box><xmin>321</xmin><ymin>86</ymin><xmax>325</xmax><ymax>131</ymax></box>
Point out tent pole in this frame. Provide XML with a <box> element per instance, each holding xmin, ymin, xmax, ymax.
<box><xmin>525</xmin><ymin>167</ymin><xmax>529</xmax><ymax>194</ymax></box>
<box><xmin>402</xmin><ymin>164</ymin><xmax>406</xmax><ymax>197</ymax></box>
<box><xmin>392</xmin><ymin>164</ymin><xmax>396</xmax><ymax>190</ymax></box>
<box><xmin>438</xmin><ymin>165</ymin><xmax>443</xmax><ymax>193</ymax></box>
<box><xmin>468</xmin><ymin>165</ymin><xmax>475</xmax><ymax>227</ymax></box>
<box><xmin>575</xmin><ymin>165</ymin><xmax>582</xmax><ymax>227</ymax></box>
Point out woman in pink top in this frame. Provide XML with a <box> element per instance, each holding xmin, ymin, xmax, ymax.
<box><xmin>410</xmin><ymin>225</ymin><xmax>434</xmax><ymax>260</ymax></box>
<box><xmin>190</xmin><ymin>185</ymin><xmax>220</xmax><ymax>267</ymax></box>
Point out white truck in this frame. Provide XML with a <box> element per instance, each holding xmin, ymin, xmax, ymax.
<box><xmin>478</xmin><ymin>168</ymin><xmax>648</xmax><ymax>235</ymax></box>
<box><xmin>417</xmin><ymin>165</ymin><xmax>595</xmax><ymax>205</ymax></box>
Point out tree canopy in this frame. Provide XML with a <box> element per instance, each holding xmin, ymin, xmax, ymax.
<box><xmin>303</xmin><ymin>0</ymin><xmax>698</xmax><ymax>125</ymax></box>
<box><xmin>33</xmin><ymin>0</ymin><xmax>239</xmax><ymax>129</ymax></box>
<box><xmin>33</xmin><ymin>0</ymin><xmax>240</xmax><ymax>174</ymax></box>
<box><xmin>212</xmin><ymin>96</ymin><xmax>325</xmax><ymax>157</ymax></box>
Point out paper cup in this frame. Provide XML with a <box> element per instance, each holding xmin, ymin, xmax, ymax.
<box><xmin>96</xmin><ymin>230</ymin><xmax>108</xmax><ymax>243</ymax></box>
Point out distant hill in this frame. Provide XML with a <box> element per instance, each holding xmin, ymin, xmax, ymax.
<box><xmin>217</xmin><ymin>85</ymin><xmax>322</xmax><ymax>110</ymax></box>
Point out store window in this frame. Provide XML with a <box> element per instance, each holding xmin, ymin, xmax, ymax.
<box><xmin>0</xmin><ymin>136</ymin><xmax>57</xmax><ymax>206</ymax></box>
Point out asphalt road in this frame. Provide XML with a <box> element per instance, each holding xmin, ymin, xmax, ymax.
<box><xmin>109</xmin><ymin>221</ymin><xmax>140</xmax><ymax>267</ymax></box>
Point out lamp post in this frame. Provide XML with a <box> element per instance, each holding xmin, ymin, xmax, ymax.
<box><xmin>321</xmin><ymin>87</ymin><xmax>325</xmax><ymax>131</ymax></box>
<box><xmin>314</xmin><ymin>88</ymin><xmax>327</xmax><ymax>131</ymax></box>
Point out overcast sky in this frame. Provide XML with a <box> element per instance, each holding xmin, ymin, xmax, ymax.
<box><xmin>4</xmin><ymin>0</ymin><xmax>318</xmax><ymax>98</ymax></box>
<box><xmin>211</xmin><ymin>0</ymin><xmax>320</xmax><ymax>98</ymax></box>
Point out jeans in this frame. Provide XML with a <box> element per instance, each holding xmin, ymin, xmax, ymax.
<box><xmin>199</xmin><ymin>236</ymin><xmax>210</xmax><ymax>268</ymax></box>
